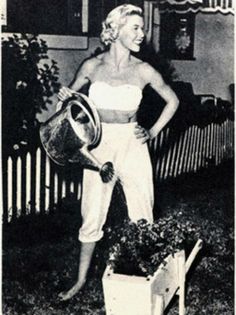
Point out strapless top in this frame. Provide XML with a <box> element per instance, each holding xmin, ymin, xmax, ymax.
<box><xmin>88</xmin><ymin>81</ymin><xmax>142</xmax><ymax>111</ymax></box>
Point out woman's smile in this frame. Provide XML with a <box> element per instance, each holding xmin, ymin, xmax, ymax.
<box><xmin>118</xmin><ymin>15</ymin><xmax>145</xmax><ymax>52</ymax></box>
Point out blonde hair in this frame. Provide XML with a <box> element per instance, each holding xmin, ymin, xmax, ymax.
<box><xmin>100</xmin><ymin>4</ymin><xmax>143</xmax><ymax>46</ymax></box>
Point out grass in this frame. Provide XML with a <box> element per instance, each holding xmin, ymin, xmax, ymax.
<box><xmin>2</xmin><ymin>160</ymin><xmax>234</xmax><ymax>315</ymax></box>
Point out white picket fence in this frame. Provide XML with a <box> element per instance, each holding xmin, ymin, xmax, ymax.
<box><xmin>2</xmin><ymin>119</ymin><xmax>234</xmax><ymax>223</ymax></box>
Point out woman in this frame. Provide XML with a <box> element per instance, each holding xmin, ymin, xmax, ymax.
<box><xmin>58</xmin><ymin>4</ymin><xmax>179</xmax><ymax>301</ymax></box>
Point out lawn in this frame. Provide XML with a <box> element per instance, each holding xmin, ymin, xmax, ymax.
<box><xmin>2</xmin><ymin>161</ymin><xmax>234</xmax><ymax>315</ymax></box>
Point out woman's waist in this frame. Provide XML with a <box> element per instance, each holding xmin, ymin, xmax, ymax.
<box><xmin>97</xmin><ymin>109</ymin><xmax>137</xmax><ymax>124</ymax></box>
<box><xmin>101</xmin><ymin>121</ymin><xmax>138</xmax><ymax>138</ymax></box>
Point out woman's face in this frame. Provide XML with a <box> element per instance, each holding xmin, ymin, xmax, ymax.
<box><xmin>117</xmin><ymin>14</ymin><xmax>145</xmax><ymax>52</ymax></box>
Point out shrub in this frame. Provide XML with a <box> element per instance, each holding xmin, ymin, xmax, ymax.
<box><xmin>2</xmin><ymin>33</ymin><xmax>61</xmax><ymax>152</ymax></box>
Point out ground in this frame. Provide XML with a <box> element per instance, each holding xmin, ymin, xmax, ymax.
<box><xmin>2</xmin><ymin>160</ymin><xmax>234</xmax><ymax>315</ymax></box>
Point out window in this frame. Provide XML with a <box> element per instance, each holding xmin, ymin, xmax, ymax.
<box><xmin>2</xmin><ymin>0</ymin><xmax>89</xmax><ymax>49</ymax></box>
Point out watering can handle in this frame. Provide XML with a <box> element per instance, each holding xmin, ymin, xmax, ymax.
<box><xmin>56</xmin><ymin>101</ymin><xmax>63</xmax><ymax>112</ymax></box>
<box><xmin>56</xmin><ymin>89</ymin><xmax>79</xmax><ymax>112</ymax></box>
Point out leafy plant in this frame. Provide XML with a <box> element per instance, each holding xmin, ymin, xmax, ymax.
<box><xmin>105</xmin><ymin>213</ymin><xmax>201</xmax><ymax>277</ymax></box>
<box><xmin>2</xmin><ymin>33</ymin><xmax>61</xmax><ymax>152</ymax></box>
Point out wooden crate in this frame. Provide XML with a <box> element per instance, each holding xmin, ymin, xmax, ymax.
<box><xmin>102</xmin><ymin>240</ymin><xmax>203</xmax><ymax>315</ymax></box>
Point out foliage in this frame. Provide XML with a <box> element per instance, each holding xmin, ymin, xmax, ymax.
<box><xmin>2</xmin><ymin>33</ymin><xmax>61</xmax><ymax>152</ymax></box>
<box><xmin>105</xmin><ymin>213</ymin><xmax>201</xmax><ymax>277</ymax></box>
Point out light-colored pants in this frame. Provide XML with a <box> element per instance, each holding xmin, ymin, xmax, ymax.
<box><xmin>79</xmin><ymin>122</ymin><xmax>154</xmax><ymax>243</ymax></box>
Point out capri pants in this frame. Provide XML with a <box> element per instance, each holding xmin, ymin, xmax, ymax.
<box><xmin>78</xmin><ymin>122</ymin><xmax>154</xmax><ymax>243</ymax></box>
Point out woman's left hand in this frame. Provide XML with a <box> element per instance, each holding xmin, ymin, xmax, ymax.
<box><xmin>134</xmin><ymin>125</ymin><xmax>152</xmax><ymax>144</ymax></box>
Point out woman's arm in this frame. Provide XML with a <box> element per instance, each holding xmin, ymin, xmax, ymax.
<box><xmin>135</xmin><ymin>63</ymin><xmax>179</xmax><ymax>142</ymax></box>
<box><xmin>57</xmin><ymin>58</ymin><xmax>95</xmax><ymax>109</ymax></box>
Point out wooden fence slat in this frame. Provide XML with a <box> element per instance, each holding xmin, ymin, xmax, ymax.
<box><xmin>40</xmin><ymin>148</ymin><xmax>46</xmax><ymax>214</ymax></box>
<box><xmin>205</xmin><ymin>125</ymin><xmax>210</xmax><ymax>166</ymax></box>
<box><xmin>173</xmin><ymin>131</ymin><xmax>184</xmax><ymax>178</ymax></box>
<box><xmin>77</xmin><ymin>180</ymin><xmax>82</xmax><ymax>200</ymax></box>
<box><xmin>228</xmin><ymin>120</ymin><xmax>231</xmax><ymax>157</ymax></box>
<box><xmin>169</xmin><ymin>136</ymin><xmax>179</xmax><ymax>178</ymax></box>
<box><xmin>193</xmin><ymin>127</ymin><xmax>201</xmax><ymax>172</ymax></box>
<box><xmin>154</xmin><ymin>130</ymin><xmax>164</xmax><ymax>179</ymax></box>
<box><xmin>230</xmin><ymin>120</ymin><xmax>234</xmax><ymax>158</ymax></box>
<box><xmin>54</xmin><ymin>172</ymin><xmax>59</xmax><ymax>205</ymax></box>
<box><xmin>2</xmin><ymin>158</ymin><xmax>8</xmax><ymax>223</ymax></box>
<box><xmin>186</xmin><ymin>126</ymin><xmax>194</xmax><ymax>173</ymax></box>
<box><xmin>157</xmin><ymin>128</ymin><xmax>170</xmax><ymax>181</ymax></box>
<box><xmin>49</xmin><ymin>161</ymin><xmax>55</xmax><ymax>211</ymax></box>
<box><xmin>177</xmin><ymin>128</ymin><xmax>189</xmax><ymax>175</ymax></box>
<box><xmin>16</xmin><ymin>157</ymin><xmax>22</xmax><ymax>217</ymax></box>
<box><xmin>215</xmin><ymin>125</ymin><xmax>220</xmax><ymax>165</ymax></box>
<box><xmin>198</xmin><ymin>127</ymin><xmax>204</xmax><ymax>171</ymax></box>
<box><xmin>224</xmin><ymin>120</ymin><xmax>228</xmax><ymax>159</ymax></box>
<box><xmin>161</xmin><ymin>128</ymin><xmax>171</xmax><ymax>180</ymax></box>
<box><xmin>222</xmin><ymin>121</ymin><xmax>225</xmax><ymax>160</ymax></box>
<box><xmin>183</xmin><ymin>126</ymin><xmax>193</xmax><ymax>174</ymax></box>
<box><xmin>208</xmin><ymin>123</ymin><xmax>212</xmax><ymax>162</ymax></box>
<box><xmin>215</xmin><ymin>123</ymin><xmax>218</xmax><ymax>164</ymax></box>
<box><xmin>189</xmin><ymin>126</ymin><xmax>197</xmax><ymax>173</ymax></box>
<box><xmin>189</xmin><ymin>126</ymin><xmax>198</xmax><ymax>173</ymax></box>
<box><xmin>7</xmin><ymin>157</ymin><xmax>13</xmax><ymax>222</ymax></box>
<box><xmin>218</xmin><ymin>124</ymin><xmax>221</xmax><ymax>164</ymax></box>
<box><xmin>210</xmin><ymin>123</ymin><xmax>215</xmax><ymax>161</ymax></box>
<box><xmin>193</xmin><ymin>126</ymin><xmax>200</xmax><ymax>172</ymax></box>
<box><xmin>26</xmin><ymin>152</ymin><xmax>31</xmax><ymax>214</ymax></box>
<box><xmin>30</xmin><ymin>150</ymin><xmax>37</xmax><ymax>214</ymax></box>
<box><xmin>151</xmin><ymin>137</ymin><xmax>160</xmax><ymax>178</ymax></box>
<box><xmin>201</xmin><ymin>126</ymin><xmax>207</xmax><ymax>169</ymax></box>
<box><xmin>226</xmin><ymin>120</ymin><xmax>230</xmax><ymax>156</ymax></box>
<box><xmin>164</xmin><ymin>136</ymin><xmax>174</xmax><ymax>179</ymax></box>
<box><xmin>21</xmin><ymin>154</ymin><xmax>26</xmax><ymax>216</ymax></box>
<box><xmin>167</xmin><ymin>130</ymin><xmax>181</xmax><ymax>179</ymax></box>
<box><xmin>213</xmin><ymin>123</ymin><xmax>218</xmax><ymax>165</ymax></box>
<box><xmin>45</xmin><ymin>155</ymin><xmax>50</xmax><ymax>212</ymax></box>
<box><xmin>184</xmin><ymin>126</ymin><xmax>194</xmax><ymax>173</ymax></box>
<box><xmin>35</xmin><ymin>148</ymin><xmax>41</xmax><ymax>213</ymax></box>
<box><xmin>62</xmin><ymin>179</ymin><xmax>66</xmax><ymax>199</ymax></box>
<box><xmin>12</xmin><ymin>156</ymin><xmax>17</xmax><ymax>220</ymax></box>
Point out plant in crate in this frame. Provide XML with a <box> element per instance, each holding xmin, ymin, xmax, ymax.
<box><xmin>106</xmin><ymin>213</ymin><xmax>201</xmax><ymax>277</ymax></box>
<box><xmin>2</xmin><ymin>33</ymin><xmax>61</xmax><ymax>153</ymax></box>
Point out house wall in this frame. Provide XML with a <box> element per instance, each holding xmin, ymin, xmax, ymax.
<box><xmin>171</xmin><ymin>13</ymin><xmax>234</xmax><ymax>101</ymax></box>
<box><xmin>38</xmin><ymin>12</ymin><xmax>234</xmax><ymax>122</ymax></box>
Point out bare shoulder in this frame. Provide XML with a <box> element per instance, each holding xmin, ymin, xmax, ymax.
<box><xmin>138</xmin><ymin>61</ymin><xmax>163</xmax><ymax>84</ymax></box>
<box><xmin>80</xmin><ymin>56</ymin><xmax>101</xmax><ymax>73</ymax></box>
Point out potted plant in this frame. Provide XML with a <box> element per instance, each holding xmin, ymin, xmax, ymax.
<box><xmin>102</xmin><ymin>214</ymin><xmax>203</xmax><ymax>315</ymax></box>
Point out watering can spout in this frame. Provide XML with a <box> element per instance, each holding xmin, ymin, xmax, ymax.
<box><xmin>40</xmin><ymin>93</ymin><xmax>114</xmax><ymax>182</ymax></box>
<box><xmin>69</xmin><ymin>147</ymin><xmax>114</xmax><ymax>183</ymax></box>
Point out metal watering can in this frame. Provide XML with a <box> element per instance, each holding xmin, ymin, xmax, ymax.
<box><xmin>40</xmin><ymin>93</ymin><xmax>114</xmax><ymax>182</ymax></box>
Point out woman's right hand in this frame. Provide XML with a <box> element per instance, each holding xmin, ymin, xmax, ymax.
<box><xmin>58</xmin><ymin>86</ymin><xmax>75</xmax><ymax>102</ymax></box>
<box><xmin>56</xmin><ymin>87</ymin><xmax>76</xmax><ymax>111</ymax></box>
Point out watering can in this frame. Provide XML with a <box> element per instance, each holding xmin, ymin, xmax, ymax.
<box><xmin>40</xmin><ymin>93</ymin><xmax>114</xmax><ymax>182</ymax></box>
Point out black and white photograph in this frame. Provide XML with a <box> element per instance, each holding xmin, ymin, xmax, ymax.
<box><xmin>1</xmin><ymin>1</ymin><xmax>234</xmax><ymax>314</ymax></box>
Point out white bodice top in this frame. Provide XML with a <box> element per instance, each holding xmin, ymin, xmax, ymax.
<box><xmin>88</xmin><ymin>81</ymin><xmax>142</xmax><ymax>111</ymax></box>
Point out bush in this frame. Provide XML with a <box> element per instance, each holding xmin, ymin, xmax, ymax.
<box><xmin>2</xmin><ymin>33</ymin><xmax>61</xmax><ymax>152</ymax></box>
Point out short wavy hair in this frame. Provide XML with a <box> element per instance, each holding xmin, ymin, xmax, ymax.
<box><xmin>100</xmin><ymin>4</ymin><xmax>143</xmax><ymax>46</ymax></box>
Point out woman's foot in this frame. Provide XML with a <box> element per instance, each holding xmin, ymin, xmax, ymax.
<box><xmin>58</xmin><ymin>280</ymin><xmax>86</xmax><ymax>301</ymax></box>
